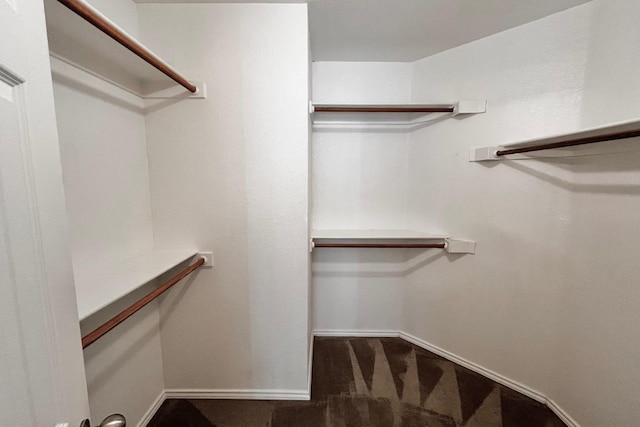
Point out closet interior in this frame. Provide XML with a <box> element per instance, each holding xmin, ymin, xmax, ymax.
<box><xmin>45</xmin><ymin>0</ymin><xmax>208</xmax><ymax>324</ymax></box>
<box><xmin>44</xmin><ymin>0</ymin><xmax>311</xmax><ymax>424</ymax></box>
<box><xmin>471</xmin><ymin>117</ymin><xmax>640</xmax><ymax>161</ymax></box>
<box><xmin>35</xmin><ymin>1</ymin><xmax>640</xmax><ymax>426</ymax></box>
<box><xmin>309</xmin><ymin>99</ymin><xmax>484</xmax><ymax>254</ymax></box>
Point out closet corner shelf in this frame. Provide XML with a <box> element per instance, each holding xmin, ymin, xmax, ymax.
<box><xmin>470</xmin><ymin>117</ymin><xmax>640</xmax><ymax>161</ymax></box>
<box><xmin>75</xmin><ymin>248</ymin><xmax>198</xmax><ymax>321</ymax></box>
<box><xmin>310</xmin><ymin>229</ymin><xmax>475</xmax><ymax>254</ymax></box>
<box><xmin>45</xmin><ymin>0</ymin><xmax>205</xmax><ymax>99</ymax></box>
<box><xmin>310</xmin><ymin>100</ymin><xmax>486</xmax><ymax>126</ymax></box>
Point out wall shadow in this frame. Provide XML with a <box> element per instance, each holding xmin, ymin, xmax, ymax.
<box><xmin>83</xmin><ymin>308</ymin><xmax>160</xmax><ymax>391</ymax></box>
<box><xmin>312</xmin><ymin>112</ymin><xmax>453</xmax><ymax>134</ymax></box>
<box><xmin>52</xmin><ymin>71</ymin><xmax>143</xmax><ymax>114</ymax></box>
<box><xmin>312</xmin><ymin>249</ymin><xmax>453</xmax><ymax>278</ymax></box>
<box><xmin>502</xmin><ymin>155</ymin><xmax>640</xmax><ymax>195</ymax></box>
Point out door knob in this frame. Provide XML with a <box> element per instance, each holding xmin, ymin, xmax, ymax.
<box><xmin>80</xmin><ymin>414</ymin><xmax>126</xmax><ymax>427</ymax></box>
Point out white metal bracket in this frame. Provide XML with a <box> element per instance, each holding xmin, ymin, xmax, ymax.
<box><xmin>444</xmin><ymin>238</ymin><xmax>476</xmax><ymax>254</ymax></box>
<box><xmin>197</xmin><ymin>251</ymin><xmax>214</xmax><ymax>267</ymax></box>
<box><xmin>469</xmin><ymin>146</ymin><xmax>501</xmax><ymax>161</ymax></box>
<box><xmin>309</xmin><ymin>239</ymin><xmax>316</xmax><ymax>253</ymax></box>
<box><xmin>453</xmin><ymin>99</ymin><xmax>487</xmax><ymax>116</ymax></box>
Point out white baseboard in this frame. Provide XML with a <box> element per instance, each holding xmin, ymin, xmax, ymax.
<box><xmin>313</xmin><ymin>329</ymin><xmax>579</xmax><ymax>427</ymax></box>
<box><xmin>546</xmin><ymin>397</ymin><xmax>580</xmax><ymax>427</ymax></box>
<box><xmin>402</xmin><ymin>332</ymin><xmax>577</xmax><ymax>426</ymax></box>
<box><xmin>314</xmin><ymin>329</ymin><xmax>400</xmax><ymax>338</ymax></box>
<box><xmin>137</xmin><ymin>388</ymin><xmax>310</xmax><ymax>426</ymax></box>
<box><xmin>399</xmin><ymin>331</ymin><xmax>546</xmax><ymax>404</ymax></box>
<box><xmin>164</xmin><ymin>388</ymin><xmax>310</xmax><ymax>401</ymax></box>
<box><xmin>136</xmin><ymin>390</ymin><xmax>166</xmax><ymax>427</ymax></box>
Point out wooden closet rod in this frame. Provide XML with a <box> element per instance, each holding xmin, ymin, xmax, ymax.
<box><xmin>314</xmin><ymin>242</ymin><xmax>447</xmax><ymax>249</ymax></box>
<box><xmin>81</xmin><ymin>257</ymin><xmax>205</xmax><ymax>349</ymax></box>
<box><xmin>496</xmin><ymin>128</ymin><xmax>640</xmax><ymax>156</ymax></box>
<box><xmin>57</xmin><ymin>0</ymin><xmax>197</xmax><ymax>94</ymax></box>
<box><xmin>314</xmin><ymin>105</ymin><xmax>455</xmax><ymax>113</ymax></box>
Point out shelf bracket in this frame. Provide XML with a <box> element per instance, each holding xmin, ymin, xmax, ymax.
<box><xmin>453</xmin><ymin>99</ymin><xmax>487</xmax><ymax>116</ymax></box>
<box><xmin>197</xmin><ymin>251</ymin><xmax>214</xmax><ymax>267</ymax></box>
<box><xmin>469</xmin><ymin>146</ymin><xmax>501</xmax><ymax>162</ymax></box>
<box><xmin>444</xmin><ymin>238</ymin><xmax>476</xmax><ymax>254</ymax></box>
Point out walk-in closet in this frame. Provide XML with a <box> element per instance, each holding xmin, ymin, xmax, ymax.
<box><xmin>2</xmin><ymin>0</ymin><xmax>639</xmax><ymax>426</ymax></box>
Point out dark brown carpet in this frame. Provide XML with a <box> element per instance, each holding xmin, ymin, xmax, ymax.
<box><xmin>147</xmin><ymin>337</ymin><xmax>566</xmax><ymax>426</ymax></box>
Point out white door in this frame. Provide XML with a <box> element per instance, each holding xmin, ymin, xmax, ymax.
<box><xmin>0</xmin><ymin>0</ymin><xmax>90</xmax><ymax>426</ymax></box>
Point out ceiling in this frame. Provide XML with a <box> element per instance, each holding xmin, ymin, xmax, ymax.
<box><xmin>133</xmin><ymin>0</ymin><xmax>593</xmax><ymax>62</ymax></box>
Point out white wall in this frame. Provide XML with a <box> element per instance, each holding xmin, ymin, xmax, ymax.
<box><xmin>579</xmin><ymin>0</ymin><xmax>640</xmax><ymax>126</ymax></box>
<box><xmin>88</xmin><ymin>0</ymin><xmax>139</xmax><ymax>37</ymax></box>
<box><xmin>406</xmin><ymin>1</ymin><xmax>640</xmax><ymax>425</ymax></box>
<box><xmin>138</xmin><ymin>3</ymin><xmax>311</xmax><ymax>393</ymax></box>
<box><xmin>52</xmin><ymin>58</ymin><xmax>154</xmax><ymax>279</ymax></box>
<box><xmin>51</xmin><ymin>1</ymin><xmax>165</xmax><ymax>424</ymax></box>
<box><xmin>405</xmin><ymin>0</ymin><xmax>590</xmax><ymax>401</ymax></box>
<box><xmin>79</xmin><ymin>286</ymin><xmax>165</xmax><ymax>425</ymax></box>
<box><xmin>312</xmin><ymin>62</ymin><xmax>413</xmax><ymax>231</ymax></box>
<box><xmin>312</xmin><ymin>2</ymin><xmax>640</xmax><ymax>425</ymax></box>
<box><xmin>553</xmin><ymin>2</ymin><xmax>640</xmax><ymax>425</ymax></box>
<box><xmin>312</xmin><ymin>62</ymin><xmax>412</xmax><ymax>332</ymax></box>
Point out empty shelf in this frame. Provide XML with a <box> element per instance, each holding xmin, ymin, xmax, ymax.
<box><xmin>310</xmin><ymin>101</ymin><xmax>486</xmax><ymax>127</ymax></box>
<box><xmin>311</xmin><ymin>230</ymin><xmax>475</xmax><ymax>253</ymax></box>
<box><xmin>312</xmin><ymin>229</ymin><xmax>448</xmax><ymax>240</ymax></box>
<box><xmin>75</xmin><ymin>249</ymin><xmax>198</xmax><ymax>321</ymax></box>
<box><xmin>45</xmin><ymin>0</ymin><xmax>203</xmax><ymax>98</ymax></box>
<box><xmin>470</xmin><ymin>117</ymin><xmax>640</xmax><ymax>161</ymax></box>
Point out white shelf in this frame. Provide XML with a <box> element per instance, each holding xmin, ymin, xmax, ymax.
<box><xmin>44</xmin><ymin>0</ymin><xmax>204</xmax><ymax>98</ymax></box>
<box><xmin>312</xmin><ymin>229</ymin><xmax>448</xmax><ymax>241</ymax></box>
<box><xmin>310</xmin><ymin>100</ymin><xmax>486</xmax><ymax>127</ymax></box>
<box><xmin>470</xmin><ymin>117</ymin><xmax>640</xmax><ymax>161</ymax></box>
<box><xmin>311</xmin><ymin>229</ymin><xmax>476</xmax><ymax>254</ymax></box>
<box><xmin>75</xmin><ymin>249</ymin><xmax>198</xmax><ymax>321</ymax></box>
